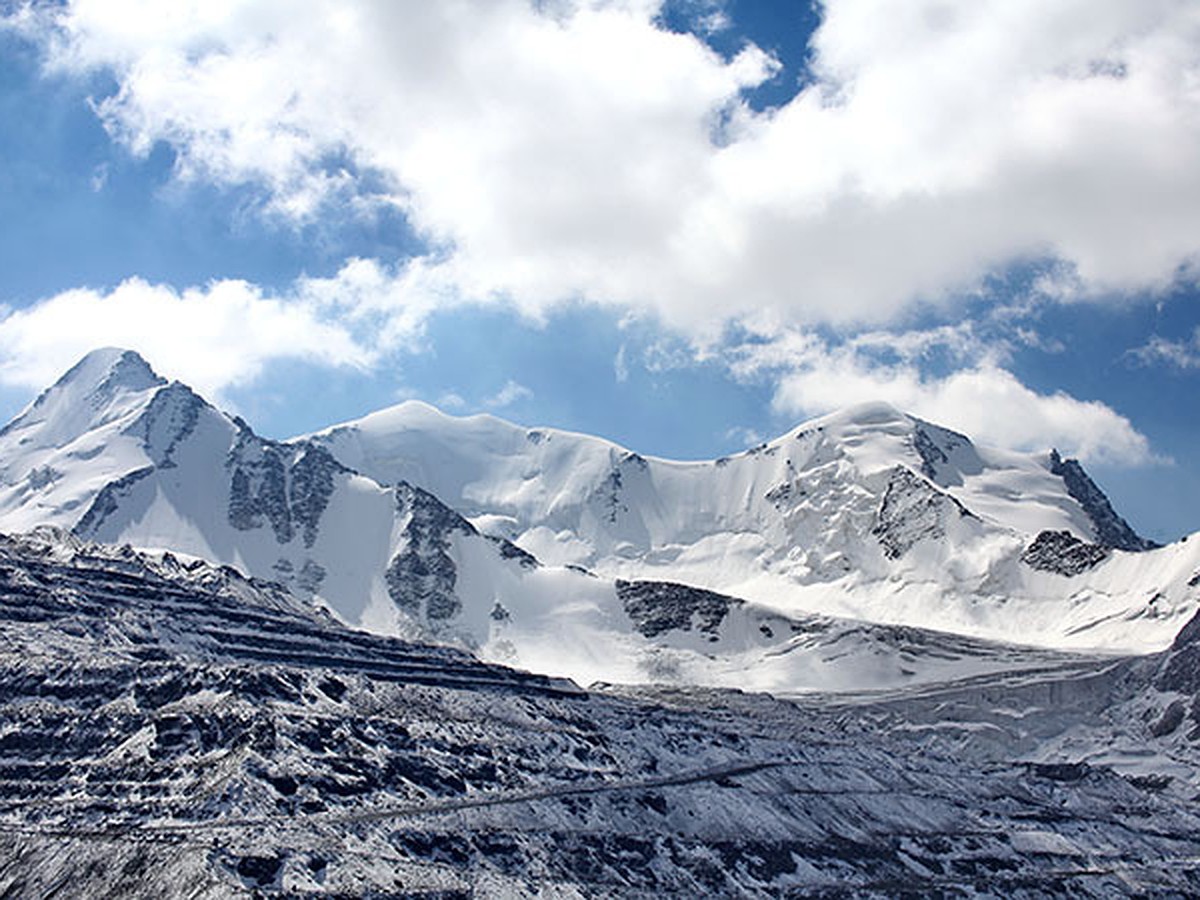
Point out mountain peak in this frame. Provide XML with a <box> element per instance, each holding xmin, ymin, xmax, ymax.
<box><xmin>55</xmin><ymin>348</ymin><xmax>164</xmax><ymax>396</ymax></box>
<box><xmin>0</xmin><ymin>348</ymin><xmax>167</xmax><ymax>448</ymax></box>
<box><xmin>1048</xmin><ymin>448</ymin><xmax>1157</xmax><ymax>551</ymax></box>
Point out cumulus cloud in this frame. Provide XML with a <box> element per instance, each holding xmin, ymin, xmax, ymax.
<box><xmin>1</xmin><ymin>0</ymin><xmax>1191</xmax><ymax>468</ymax></box>
<box><xmin>0</xmin><ymin>267</ymin><xmax>391</xmax><ymax>403</ymax></box>
<box><xmin>733</xmin><ymin>329</ymin><xmax>1155</xmax><ymax>466</ymax></box>
<box><xmin>11</xmin><ymin>0</ymin><xmax>1198</xmax><ymax>334</ymax></box>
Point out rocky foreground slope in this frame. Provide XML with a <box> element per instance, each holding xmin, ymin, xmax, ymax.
<box><xmin>2</xmin><ymin>529</ymin><xmax>1200</xmax><ymax>897</ymax></box>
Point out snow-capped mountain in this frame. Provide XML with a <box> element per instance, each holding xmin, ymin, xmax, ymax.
<box><xmin>0</xmin><ymin>349</ymin><xmax>541</xmax><ymax>637</ymax></box>
<box><xmin>3</xmin><ymin>525</ymin><xmax>1200</xmax><ymax>897</ymax></box>
<box><xmin>310</xmin><ymin>394</ymin><xmax>1200</xmax><ymax>652</ymax></box>
<box><xmin>0</xmin><ymin>349</ymin><xmax>1196</xmax><ymax>693</ymax></box>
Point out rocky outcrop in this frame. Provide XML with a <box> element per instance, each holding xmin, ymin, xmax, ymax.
<box><xmin>288</xmin><ymin>445</ymin><xmax>345</xmax><ymax>549</ymax></box>
<box><xmin>73</xmin><ymin>467</ymin><xmax>155</xmax><ymax>539</ymax></box>
<box><xmin>617</xmin><ymin>579</ymin><xmax>737</xmax><ymax>639</ymax></box>
<box><xmin>1050</xmin><ymin>449</ymin><xmax>1157</xmax><ymax>551</ymax></box>
<box><xmin>872</xmin><ymin>466</ymin><xmax>974</xmax><ymax>559</ymax></box>
<box><xmin>125</xmin><ymin>381</ymin><xmax>205</xmax><ymax>467</ymax></box>
<box><xmin>1022</xmin><ymin>529</ymin><xmax>1110</xmax><ymax>575</ymax></box>
<box><xmin>227</xmin><ymin>428</ymin><xmax>293</xmax><ymax>544</ymax></box>
<box><xmin>386</xmin><ymin>482</ymin><xmax>478</xmax><ymax>624</ymax></box>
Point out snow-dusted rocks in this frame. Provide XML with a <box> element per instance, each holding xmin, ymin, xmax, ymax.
<box><xmin>2</xmin><ymin>527</ymin><xmax>1200</xmax><ymax>896</ymax></box>
<box><xmin>0</xmin><ymin>348</ymin><xmax>1198</xmax><ymax>694</ymax></box>
<box><xmin>1021</xmin><ymin>529</ymin><xmax>1110</xmax><ymax>575</ymax></box>
<box><xmin>1049</xmin><ymin>448</ymin><xmax>1158</xmax><ymax>552</ymax></box>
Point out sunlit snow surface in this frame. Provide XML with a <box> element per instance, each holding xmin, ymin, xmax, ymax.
<box><xmin>309</xmin><ymin>397</ymin><xmax>1200</xmax><ymax>657</ymax></box>
<box><xmin>0</xmin><ymin>349</ymin><xmax>1197</xmax><ymax>697</ymax></box>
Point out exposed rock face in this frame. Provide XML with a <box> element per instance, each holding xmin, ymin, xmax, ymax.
<box><xmin>1151</xmin><ymin>699</ymin><xmax>1187</xmax><ymax>737</ymax></box>
<box><xmin>489</xmin><ymin>536</ymin><xmax>538</xmax><ymax>569</ymax></box>
<box><xmin>386</xmin><ymin>482</ymin><xmax>478</xmax><ymax>624</ymax></box>
<box><xmin>872</xmin><ymin>466</ymin><xmax>973</xmax><ymax>559</ymax></box>
<box><xmin>1144</xmin><ymin>608</ymin><xmax>1200</xmax><ymax>746</ymax></box>
<box><xmin>227</xmin><ymin>428</ymin><xmax>293</xmax><ymax>544</ymax></box>
<box><xmin>616</xmin><ymin>579</ymin><xmax>737</xmax><ymax>639</ymax></box>
<box><xmin>1156</xmin><ymin>608</ymin><xmax>1200</xmax><ymax>694</ymax></box>
<box><xmin>1022</xmin><ymin>529</ymin><xmax>1110</xmax><ymax>575</ymax></box>
<box><xmin>1050</xmin><ymin>449</ymin><xmax>1158</xmax><ymax>551</ymax></box>
<box><xmin>911</xmin><ymin>421</ymin><xmax>972</xmax><ymax>483</ymax></box>
<box><xmin>126</xmin><ymin>381</ymin><xmax>205</xmax><ymax>467</ymax></box>
<box><xmin>225</xmin><ymin>432</ymin><xmax>347</xmax><ymax>549</ymax></box>
<box><xmin>288</xmin><ymin>445</ymin><xmax>344</xmax><ymax>549</ymax></box>
<box><xmin>73</xmin><ymin>467</ymin><xmax>155</xmax><ymax>539</ymax></box>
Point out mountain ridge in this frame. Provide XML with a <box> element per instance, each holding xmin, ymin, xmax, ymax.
<box><xmin>0</xmin><ymin>348</ymin><xmax>1194</xmax><ymax>693</ymax></box>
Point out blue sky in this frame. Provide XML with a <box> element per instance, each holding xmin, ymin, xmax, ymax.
<box><xmin>0</xmin><ymin>0</ymin><xmax>1197</xmax><ymax>542</ymax></box>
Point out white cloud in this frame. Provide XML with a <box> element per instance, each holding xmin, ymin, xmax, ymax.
<box><xmin>613</xmin><ymin>344</ymin><xmax>629</xmax><ymax>383</ymax></box>
<box><xmin>435</xmin><ymin>391</ymin><xmax>467</xmax><ymax>410</ymax></box>
<box><xmin>13</xmin><ymin>0</ymin><xmax>1198</xmax><ymax>336</ymax></box>
<box><xmin>1129</xmin><ymin>328</ymin><xmax>1200</xmax><ymax>370</ymax></box>
<box><xmin>723</xmin><ymin>425</ymin><xmax>763</xmax><ymax>449</ymax></box>
<box><xmin>482</xmin><ymin>379</ymin><xmax>533</xmax><ymax>409</ymax></box>
<box><xmin>734</xmin><ymin>329</ymin><xmax>1156</xmax><ymax>466</ymax></box>
<box><xmin>89</xmin><ymin>162</ymin><xmax>108</xmax><ymax>192</ymax></box>
<box><xmin>0</xmin><ymin>269</ymin><xmax>384</xmax><ymax>403</ymax></box>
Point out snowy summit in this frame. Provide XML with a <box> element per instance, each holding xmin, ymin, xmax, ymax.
<box><xmin>0</xmin><ymin>348</ymin><xmax>1194</xmax><ymax>694</ymax></box>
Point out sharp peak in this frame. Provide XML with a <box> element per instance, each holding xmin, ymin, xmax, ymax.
<box><xmin>0</xmin><ymin>348</ymin><xmax>176</xmax><ymax>443</ymax></box>
<box><xmin>54</xmin><ymin>347</ymin><xmax>165</xmax><ymax>394</ymax></box>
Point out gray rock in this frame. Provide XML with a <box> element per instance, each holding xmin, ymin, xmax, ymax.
<box><xmin>1050</xmin><ymin>449</ymin><xmax>1157</xmax><ymax>551</ymax></box>
<box><xmin>1021</xmin><ymin>529</ymin><xmax>1110</xmax><ymax>575</ymax></box>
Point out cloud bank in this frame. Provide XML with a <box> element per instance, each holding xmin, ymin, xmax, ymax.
<box><xmin>12</xmin><ymin>0</ymin><xmax>1197</xmax><ymax>330</ymax></box>
<box><xmin>0</xmin><ymin>268</ymin><xmax>381</xmax><ymax>403</ymax></box>
<box><xmin>4</xmin><ymin>0</ymin><xmax>1195</xmax><ymax>460</ymax></box>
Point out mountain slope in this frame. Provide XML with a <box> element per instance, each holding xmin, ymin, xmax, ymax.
<box><xmin>3</xmin><ymin>527</ymin><xmax>1200</xmax><ymax>897</ymax></box>
<box><xmin>310</xmin><ymin>397</ymin><xmax>1199</xmax><ymax>651</ymax></box>
<box><xmin>0</xmin><ymin>348</ymin><xmax>1195</xmax><ymax>688</ymax></box>
<box><xmin>0</xmin><ymin>349</ymin><xmax>1111</xmax><ymax>694</ymax></box>
<box><xmin>0</xmin><ymin>349</ymin><xmax>573</xmax><ymax>647</ymax></box>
